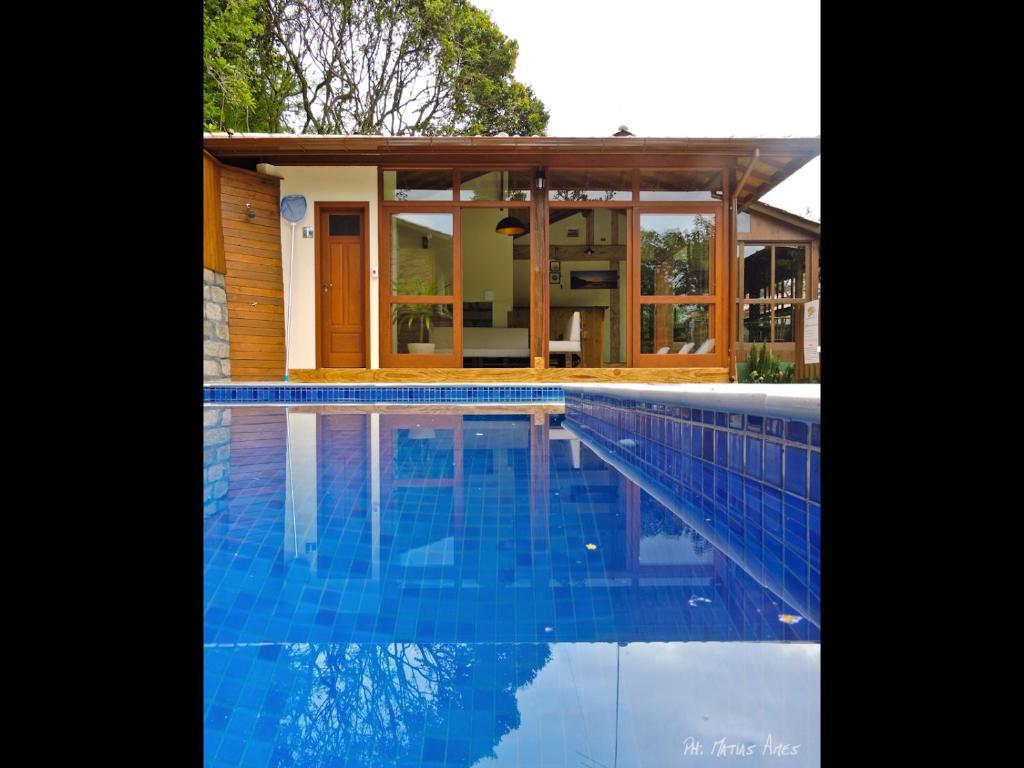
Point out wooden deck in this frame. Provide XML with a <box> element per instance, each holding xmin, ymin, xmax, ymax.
<box><xmin>283</xmin><ymin>367</ymin><xmax>730</xmax><ymax>383</ymax></box>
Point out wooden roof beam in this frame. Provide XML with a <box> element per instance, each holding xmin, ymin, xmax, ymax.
<box><xmin>733</xmin><ymin>148</ymin><xmax>760</xmax><ymax>204</ymax></box>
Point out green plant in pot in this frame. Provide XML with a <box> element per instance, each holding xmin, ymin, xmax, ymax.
<box><xmin>391</xmin><ymin>278</ymin><xmax>451</xmax><ymax>354</ymax></box>
<box><xmin>743</xmin><ymin>343</ymin><xmax>795</xmax><ymax>384</ymax></box>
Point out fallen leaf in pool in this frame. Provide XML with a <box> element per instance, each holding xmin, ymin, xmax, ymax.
<box><xmin>778</xmin><ymin>614</ymin><xmax>803</xmax><ymax>625</ymax></box>
<box><xmin>585</xmin><ymin>543</ymin><xmax>597</xmax><ymax>550</ymax></box>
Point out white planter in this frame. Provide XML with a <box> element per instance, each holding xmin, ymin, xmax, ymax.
<box><xmin>408</xmin><ymin>342</ymin><xmax>435</xmax><ymax>354</ymax></box>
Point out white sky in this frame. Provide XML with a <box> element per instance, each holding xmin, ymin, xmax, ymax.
<box><xmin>477</xmin><ymin>0</ymin><xmax>820</xmax><ymax>220</ymax></box>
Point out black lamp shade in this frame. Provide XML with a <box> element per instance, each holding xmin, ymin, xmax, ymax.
<box><xmin>495</xmin><ymin>215</ymin><xmax>526</xmax><ymax>236</ymax></box>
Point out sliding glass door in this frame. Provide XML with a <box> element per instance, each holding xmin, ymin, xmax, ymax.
<box><xmin>633</xmin><ymin>208</ymin><xmax>724</xmax><ymax>366</ymax></box>
<box><xmin>381</xmin><ymin>209</ymin><xmax>461</xmax><ymax>367</ymax></box>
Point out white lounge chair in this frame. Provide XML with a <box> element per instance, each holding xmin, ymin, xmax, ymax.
<box><xmin>695</xmin><ymin>338</ymin><xmax>715</xmax><ymax>354</ymax></box>
<box><xmin>656</xmin><ymin>346</ymin><xmax>671</xmax><ymax>354</ymax></box>
<box><xmin>550</xmin><ymin>311</ymin><xmax>581</xmax><ymax>367</ymax></box>
<box><xmin>676</xmin><ymin>342</ymin><xmax>695</xmax><ymax>354</ymax></box>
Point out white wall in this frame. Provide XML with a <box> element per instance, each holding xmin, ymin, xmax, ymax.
<box><xmin>270</xmin><ymin>165</ymin><xmax>379</xmax><ymax>369</ymax></box>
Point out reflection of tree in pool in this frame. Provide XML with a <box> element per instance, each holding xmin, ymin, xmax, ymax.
<box><xmin>640</xmin><ymin>495</ymin><xmax>713</xmax><ymax>555</ymax></box>
<box><xmin>275</xmin><ymin>642</ymin><xmax>551</xmax><ymax>767</ymax></box>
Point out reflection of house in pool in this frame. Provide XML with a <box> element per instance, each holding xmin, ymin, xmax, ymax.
<box><xmin>203</xmin><ymin>407</ymin><xmax>820</xmax><ymax>766</ymax></box>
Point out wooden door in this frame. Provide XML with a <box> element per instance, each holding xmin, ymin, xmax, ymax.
<box><xmin>319</xmin><ymin>208</ymin><xmax>366</xmax><ymax>367</ymax></box>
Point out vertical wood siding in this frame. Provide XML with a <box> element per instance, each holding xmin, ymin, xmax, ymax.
<box><xmin>220</xmin><ymin>166</ymin><xmax>285</xmax><ymax>380</ymax></box>
<box><xmin>203</xmin><ymin>152</ymin><xmax>226</xmax><ymax>273</ymax></box>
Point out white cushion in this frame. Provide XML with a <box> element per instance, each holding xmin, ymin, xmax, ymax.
<box><xmin>695</xmin><ymin>338</ymin><xmax>715</xmax><ymax>354</ymax></box>
<box><xmin>656</xmin><ymin>346</ymin><xmax>670</xmax><ymax>354</ymax></box>
<box><xmin>562</xmin><ymin>312</ymin><xmax>581</xmax><ymax>342</ymax></box>
<box><xmin>549</xmin><ymin>339</ymin><xmax>581</xmax><ymax>353</ymax></box>
<box><xmin>676</xmin><ymin>342</ymin><xmax>695</xmax><ymax>354</ymax></box>
<box><xmin>550</xmin><ymin>311</ymin><xmax>581</xmax><ymax>353</ymax></box>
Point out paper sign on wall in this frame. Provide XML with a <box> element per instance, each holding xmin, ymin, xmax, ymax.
<box><xmin>804</xmin><ymin>300</ymin><xmax>820</xmax><ymax>364</ymax></box>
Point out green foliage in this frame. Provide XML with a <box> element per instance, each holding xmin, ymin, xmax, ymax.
<box><xmin>743</xmin><ymin>344</ymin><xmax>795</xmax><ymax>384</ymax></box>
<box><xmin>203</xmin><ymin>0</ymin><xmax>297</xmax><ymax>132</ymax></box>
<box><xmin>390</xmin><ymin>279</ymin><xmax>452</xmax><ymax>343</ymax></box>
<box><xmin>639</xmin><ymin>215</ymin><xmax>714</xmax><ymax>295</ymax></box>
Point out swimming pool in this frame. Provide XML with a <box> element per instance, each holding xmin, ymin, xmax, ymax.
<box><xmin>204</xmin><ymin>395</ymin><xmax>820</xmax><ymax>766</ymax></box>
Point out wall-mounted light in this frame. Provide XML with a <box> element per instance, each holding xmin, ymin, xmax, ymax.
<box><xmin>535</xmin><ymin>171</ymin><xmax>545</xmax><ymax>190</ymax></box>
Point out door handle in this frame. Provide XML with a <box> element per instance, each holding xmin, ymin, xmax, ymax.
<box><xmin>322</xmin><ymin>282</ymin><xmax>333</xmax><ymax>292</ymax></box>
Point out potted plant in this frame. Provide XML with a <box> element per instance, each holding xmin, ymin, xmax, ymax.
<box><xmin>392</xmin><ymin>279</ymin><xmax>451</xmax><ymax>354</ymax></box>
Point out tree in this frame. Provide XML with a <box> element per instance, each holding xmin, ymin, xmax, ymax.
<box><xmin>204</xmin><ymin>0</ymin><xmax>297</xmax><ymax>131</ymax></box>
<box><xmin>262</xmin><ymin>0</ymin><xmax>549</xmax><ymax>135</ymax></box>
<box><xmin>274</xmin><ymin>642</ymin><xmax>552</xmax><ymax>765</ymax></box>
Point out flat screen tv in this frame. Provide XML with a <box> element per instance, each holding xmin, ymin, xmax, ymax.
<box><xmin>570</xmin><ymin>270</ymin><xmax>619</xmax><ymax>290</ymax></box>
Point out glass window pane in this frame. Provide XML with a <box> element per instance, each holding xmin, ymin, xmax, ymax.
<box><xmin>460</xmin><ymin>208</ymin><xmax>530</xmax><ymax>368</ymax></box>
<box><xmin>460</xmin><ymin>170</ymin><xmax>532</xmax><ymax>201</ymax></box>
<box><xmin>383</xmin><ymin>170</ymin><xmax>453</xmax><ymax>201</ymax></box>
<box><xmin>548</xmin><ymin>169</ymin><xmax>632</xmax><ymax>201</ymax></box>
<box><xmin>742</xmin><ymin>245</ymin><xmax>771</xmax><ymax>299</ymax></box>
<box><xmin>638</xmin><ymin>169</ymin><xmax>722</xmax><ymax>201</ymax></box>
<box><xmin>774</xmin><ymin>304</ymin><xmax>795</xmax><ymax>342</ymax></box>
<box><xmin>740</xmin><ymin>303</ymin><xmax>772</xmax><ymax>343</ymax></box>
<box><xmin>390</xmin><ymin>213</ymin><xmax>453</xmax><ymax>295</ymax></box>
<box><xmin>390</xmin><ymin>303</ymin><xmax>454</xmax><ymax>354</ymax></box>
<box><xmin>640</xmin><ymin>304</ymin><xmax>714</xmax><ymax>354</ymax></box>
<box><xmin>774</xmin><ymin>246</ymin><xmax>806</xmax><ymax>299</ymax></box>
<box><xmin>640</xmin><ymin>213</ymin><xmax>715</xmax><ymax>296</ymax></box>
<box><xmin>328</xmin><ymin>214</ymin><xmax>360</xmax><ymax>236</ymax></box>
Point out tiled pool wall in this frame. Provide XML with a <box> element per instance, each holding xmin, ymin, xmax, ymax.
<box><xmin>564</xmin><ymin>389</ymin><xmax>821</xmax><ymax>626</ymax></box>
<box><xmin>203</xmin><ymin>384</ymin><xmax>565</xmax><ymax>404</ymax></box>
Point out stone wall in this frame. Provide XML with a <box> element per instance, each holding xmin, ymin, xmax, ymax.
<box><xmin>204</xmin><ymin>268</ymin><xmax>231</xmax><ymax>382</ymax></box>
<box><xmin>203</xmin><ymin>407</ymin><xmax>231</xmax><ymax>517</ymax></box>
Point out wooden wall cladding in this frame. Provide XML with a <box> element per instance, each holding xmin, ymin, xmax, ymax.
<box><xmin>203</xmin><ymin>152</ymin><xmax>226</xmax><ymax>273</ymax></box>
<box><xmin>219</xmin><ymin>165</ymin><xmax>285</xmax><ymax>380</ymax></box>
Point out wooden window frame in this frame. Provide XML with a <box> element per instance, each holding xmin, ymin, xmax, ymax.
<box><xmin>377</xmin><ymin>164</ymin><xmax>731</xmax><ymax>370</ymax></box>
<box><xmin>735</xmin><ymin>241</ymin><xmax>812</xmax><ymax>344</ymax></box>
<box><xmin>379</xmin><ymin>166</ymin><xmax>537</xmax><ymax>368</ymax></box>
<box><xmin>633</xmin><ymin>203</ymin><xmax>727</xmax><ymax>368</ymax></box>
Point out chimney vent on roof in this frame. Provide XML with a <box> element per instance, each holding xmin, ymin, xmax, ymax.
<box><xmin>613</xmin><ymin>125</ymin><xmax>634</xmax><ymax>137</ymax></box>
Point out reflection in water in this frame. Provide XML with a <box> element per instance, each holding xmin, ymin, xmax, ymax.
<box><xmin>204</xmin><ymin>408</ymin><xmax>820</xmax><ymax>767</ymax></box>
<box><xmin>273</xmin><ymin>643</ymin><xmax>550</xmax><ymax>767</ymax></box>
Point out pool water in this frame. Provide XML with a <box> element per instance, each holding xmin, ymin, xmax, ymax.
<box><xmin>204</xmin><ymin>407</ymin><xmax>820</xmax><ymax>767</ymax></box>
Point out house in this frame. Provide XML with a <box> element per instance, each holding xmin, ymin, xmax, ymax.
<box><xmin>736</xmin><ymin>201</ymin><xmax>821</xmax><ymax>381</ymax></box>
<box><xmin>202</xmin><ymin>133</ymin><xmax>820</xmax><ymax>383</ymax></box>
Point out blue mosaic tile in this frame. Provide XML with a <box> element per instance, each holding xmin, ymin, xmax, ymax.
<box><xmin>744</xmin><ymin>437</ymin><xmax>763</xmax><ymax>479</ymax></box>
<box><xmin>204</xmin><ymin>384</ymin><xmax>566</xmax><ymax>404</ymax></box>
<box><xmin>809</xmin><ymin>450</ymin><xmax>821</xmax><ymax>503</ymax></box>
<box><xmin>786</xmin><ymin>420</ymin><xmax>809</xmax><ymax>444</ymax></box>
<box><xmin>763</xmin><ymin>441</ymin><xmax>783</xmax><ymax>488</ymax></box>
<box><xmin>785</xmin><ymin>446</ymin><xmax>808</xmax><ymax>497</ymax></box>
